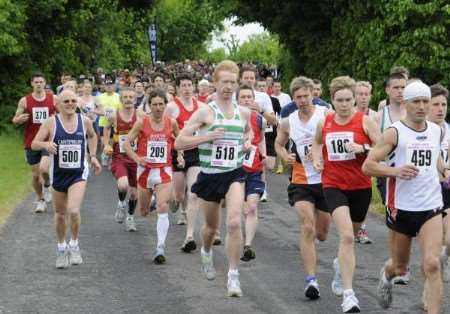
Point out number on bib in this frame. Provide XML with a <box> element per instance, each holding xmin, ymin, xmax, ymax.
<box><xmin>243</xmin><ymin>145</ymin><xmax>257</xmax><ymax>167</ymax></box>
<box><xmin>407</xmin><ymin>142</ymin><xmax>434</xmax><ymax>172</ymax></box>
<box><xmin>147</xmin><ymin>140</ymin><xmax>167</xmax><ymax>164</ymax></box>
<box><xmin>441</xmin><ymin>142</ymin><xmax>449</xmax><ymax>164</ymax></box>
<box><xmin>119</xmin><ymin>135</ymin><xmax>136</xmax><ymax>153</ymax></box>
<box><xmin>325</xmin><ymin>132</ymin><xmax>355</xmax><ymax>161</ymax></box>
<box><xmin>32</xmin><ymin>107</ymin><xmax>49</xmax><ymax>124</ymax></box>
<box><xmin>298</xmin><ymin>138</ymin><xmax>313</xmax><ymax>163</ymax></box>
<box><xmin>59</xmin><ymin>144</ymin><xmax>82</xmax><ymax>169</ymax></box>
<box><xmin>211</xmin><ymin>139</ymin><xmax>239</xmax><ymax>168</ymax></box>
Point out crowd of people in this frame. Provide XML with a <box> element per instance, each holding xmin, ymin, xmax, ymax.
<box><xmin>11</xmin><ymin>59</ymin><xmax>450</xmax><ymax>313</ymax></box>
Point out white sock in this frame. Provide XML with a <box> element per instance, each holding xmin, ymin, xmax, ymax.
<box><xmin>343</xmin><ymin>289</ymin><xmax>354</xmax><ymax>298</ymax></box>
<box><xmin>57</xmin><ymin>241</ymin><xmax>67</xmax><ymax>251</ymax></box>
<box><xmin>69</xmin><ymin>238</ymin><xmax>78</xmax><ymax>247</ymax></box>
<box><xmin>228</xmin><ymin>269</ymin><xmax>239</xmax><ymax>276</ymax></box>
<box><xmin>157</xmin><ymin>213</ymin><xmax>169</xmax><ymax>247</ymax></box>
<box><xmin>201</xmin><ymin>247</ymin><xmax>211</xmax><ymax>256</ymax></box>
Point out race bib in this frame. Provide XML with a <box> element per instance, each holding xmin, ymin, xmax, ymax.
<box><xmin>243</xmin><ymin>145</ymin><xmax>257</xmax><ymax>167</ymax></box>
<box><xmin>211</xmin><ymin>139</ymin><xmax>239</xmax><ymax>168</ymax></box>
<box><xmin>298</xmin><ymin>138</ymin><xmax>313</xmax><ymax>164</ymax></box>
<box><xmin>325</xmin><ymin>132</ymin><xmax>355</xmax><ymax>161</ymax></box>
<box><xmin>147</xmin><ymin>140</ymin><xmax>167</xmax><ymax>164</ymax></box>
<box><xmin>441</xmin><ymin>141</ymin><xmax>449</xmax><ymax>164</ymax></box>
<box><xmin>32</xmin><ymin>107</ymin><xmax>49</xmax><ymax>124</ymax></box>
<box><xmin>119</xmin><ymin>135</ymin><xmax>136</xmax><ymax>153</ymax></box>
<box><xmin>406</xmin><ymin>142</ymin><xmax>434</xmax><ymax>173</ymax></box>
<box><xmin>59</xmin><ymin>144</ymin><xmax>81</xmax><ymax>169</ymax></box>
<box><xmin>265</xmin><ymin>124</ymin><xmax>273</xmax><ymax>133</ymax></box>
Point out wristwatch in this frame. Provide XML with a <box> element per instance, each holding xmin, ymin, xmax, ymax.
<box><xmin>363</xmin><ymin>144</ymin><xmax>371</xmax><ymax>154</ymax></box>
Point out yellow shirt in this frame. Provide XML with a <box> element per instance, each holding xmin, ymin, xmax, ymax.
<box><xmin>98</xmin><ymin>92</ymin><xmax>121</xmax><ymax>127</ymax></box>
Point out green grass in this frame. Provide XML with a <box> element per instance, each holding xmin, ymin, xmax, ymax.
<box><xmin>0</xmin><ymin>134</ymin><xmax>31</xmax><ymax>225</ymax></box>
<box><xmin>369</xmin><ymin>178</ymin><xmax>385</xmax><ymax>216</ymax></box>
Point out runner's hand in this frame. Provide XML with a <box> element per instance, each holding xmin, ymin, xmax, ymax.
<box><xmin>286</xmin><ymin>153</ymin><xmax>296</xmax><ymax>165</ymax></box>
<box><xmin>141</xmin><ymin>205</ymin><xmax>150</xmax><ymax>216</ymax></box>
<box><xmin>16</xmin><ymin>113</ymin><xmax>30</xmax><ymax>124</ymax></box>
<box><xmin>90</xmin><ymin>157</ymin><xmax>102</xmax><ymax>175</ymax></box>
<box><xmin>243</xmin><ymin>139</ymin><xmax>252</xmax><ymax>152</ymax></box>
<box><xmin>345</xmin><ymin>142</ymin><xmax>363</xmax><ymax>153</ymax></box>
<box><xmin>396</xmin><ymin>165</ymin><xmax>419</xmax><ymax>180</ymax></box>
<box><xmin>312</xmin><ymin>159</ymin><xmax>323</xmax><ymax>172</ymax></box>
<box><xmin>177</xmin><ymin>154</ymin><xmax>185</xmax><ymax>168</ymax></box>
<box><xmin>136</xmin><ymin>156</ymin><xmax>147</xmax><ymax>167</ymax></box>
<box><xmin>45</xmin><ymin>142</ymin><xmax>57</xmax><ymax>155</ymax></box>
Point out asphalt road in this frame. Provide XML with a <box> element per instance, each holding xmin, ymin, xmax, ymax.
<box><xmin>0</xmin><ymin>170</ymin><xmax>449</xmax><ymax>314</ymax></box>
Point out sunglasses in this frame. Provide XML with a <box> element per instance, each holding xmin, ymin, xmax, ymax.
<box><xmin>63</xmin><ymin>99</ymin><xmax>77</xmax><ymax>104</ymax></box>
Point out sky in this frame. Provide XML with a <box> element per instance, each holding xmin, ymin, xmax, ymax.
<box><xmin>209</xmin><ymin>18</ymin><xmax>265</xmax><ymax>51</ymax></box>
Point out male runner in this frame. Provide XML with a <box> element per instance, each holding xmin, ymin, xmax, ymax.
<box><xmin>124</xmin><ymin>89</ymin><xmax>182</xmax><ymax>264</ymax></box>
<box><xmin>175</xmin><ymin>60</ymin><xmax>252</xmax><ymax>297</ymax></box>
<box><xmin>363</xmin><ymin>81</ymin><xmax>446</xmax><ymax>314</ymax></box>
<box><xmin>31</xmin><ymin>90</ymin><xmax>101</xmax><ymax>268</ymax></box>
<box><xmin>103</xmin><ymin>87</ymin><xmax>138</xmax><ymax>231</ymax></box>
<box><xmin>12</xmin><ymin>72</ymin><xmax>56</xmax><ymax>212</ymax></box>
<box><xmin>275</xmin><ymin>76</ymin><xmax>330</xmax><ymax>300</ymax></box>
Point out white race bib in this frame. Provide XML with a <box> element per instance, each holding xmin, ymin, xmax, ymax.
<box><xmin>243</xmin><ymin>145</ymin><xmax>257</xmax><ymax>167</ymax></box>
<box><xmin>441</xmin><ymin>141</ymin><xmax>449</xmax><ymax>164</ymax></box>
<box><xmin>147</xmin><ymin>140</ymin><xmax>167</xmax><ymax>164</ymax></box>
<box><xmin>211</xmin><ymin>139</ymin><xmax>239</xmax><ymax>168</ymax></box>
<box><xmin>59</xmin><ymin>144</ymin><xmax>81</xmax><ymax>169</ymax></box>
<box><xmin>298</xmin><ymin>138</ymin><xmax>313</xmax><ymax>164</ymax></box>
<box><xmin>119</xmin><ymin>135</ymin><xmax>136</xmax><ymax>153</ymax></box>
<box><xmin>325</xmin><ymin>132</ymin><xmax>355</xmax><ymax>161</ymax></box>
<box><xmin>32</xmin><ymin>107</ymin><xmax>49</xmax><ymax>124</ymax></box>
<box><xmin>406</xmin><ymin>142</ymin><xmax>434</xmax><ymax>173</ymax></box>
<box><xmin>265</xmin><ymin>124</ymin><xmax>273</xmax><ymax>133</ymax></box>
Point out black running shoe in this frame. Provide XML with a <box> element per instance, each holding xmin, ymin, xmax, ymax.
<box><xmin>181</xmin><ymin>239</ymin><xmax>197</xmax><ymax>253</ymax></box>
<box><xmin>240</xmin><ymin>246</ymin><xmax>256</xmax><ymax>262</ymax></box>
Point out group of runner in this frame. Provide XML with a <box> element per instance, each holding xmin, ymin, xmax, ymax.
<box><xmin>12</xmin><ymin>61</ymin><xmax>450</xmax><ymax>313</ymax></box>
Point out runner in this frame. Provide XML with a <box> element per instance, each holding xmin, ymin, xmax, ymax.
<box><xmin>427</xmin><ymin>83</ymin><xmax>450</xmax><ymax>283</ymax></box>
<box><xmin>377</xmin><ymin>66</ymin><xmax>409</xmax><ymax>111</ymax></box>
<box><xmin>311</xmin><ymin>76</ymin><xmax>380</xmax><ymax>313</ymax></box>
<box><xmin>196</xmin><ymin>79</ymin><xmax>210</xmax><ymax>103</ymax></box>
<box><xmin>79</xmin><ymin>80</ymin><xmax>103</xmax><ymax>136</ymax></box>
<box><xmin>103</xmin><ymin>87</ymin><xmax>138</xmax><ymax>232</ymax></box>
<box><xmin>175</xmin><ymin>60</ymin><xmax>252</xmax><ymax>297</ymax></box>
<box><xmin>12</xmin><ymin>72</ymin><xmax>57</xmax><ymax>212</ymax></box>
<box><xmin>123</xmin><ymin>89</ymin><xmax>182</xmax><ymax>264</ymax></box>
<box><xmin>31</xmin><ymin>89</ymin><xmax>101</xmax><ymax>269</ymax></box>
<box><xmin>165</xmin><ymin>73</ymin><xmax>202</xmax><ymax>250</ymax></box>
<box><xmin>237</xmin><ymin>84</ymin><xmax>267</xmax><ymax>262</ymax></box>
<box><xmin>275</xmin><ymin>76</ymin><xmax>330</xmax><ymax>300</ymax></box>
<box><xmin>363</xmin><ymin>81</ymin><xmax>446</xmax><ymax>313</ymax></box>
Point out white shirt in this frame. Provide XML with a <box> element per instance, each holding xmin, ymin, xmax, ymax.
<box><xmin>254</xmin><ymin>90</ymin><xmax>273</xmax><ymax>113</ymax></box>
<box><xmin>273</xmin><ymin>92</ymin><xmax>292</xmax><ymax>108</ymax></box>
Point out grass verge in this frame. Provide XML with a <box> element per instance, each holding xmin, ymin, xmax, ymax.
<box><xmin>369</xmin><ymin>178</ymin><xmax>384</xmax><ymax>216</ymax></box>
<box><xmin>0</xmin><ymin>134</ymin><xmax>31</xmax><ymax>225</ymax></box>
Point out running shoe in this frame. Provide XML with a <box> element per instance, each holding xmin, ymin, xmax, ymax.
<box><xmin>376</xmin><ymin>267</ymin><xmax>393</xmax><ymax>309</ymax></box>
<box><xmin>260</xmin><ymin>190</ymin><xmax>267</xmax><ymax>202</ymax></box>
<box><xmin>43</xmin><ymin>187</ymin><xmax>52</xmax><ymax>203</ymax></box>
<box><xmin>115</xmin><ymin>201</ymin><xmax>126</xmax><ymax>224</ymax></box>
<box><xmin>201</xmin><ymin>250</ymin><xmax>216</xmax><ymax>280</ymax></box>
<box><xmin>332</xmin><ymin>258</ymin><xmax>344</xmax><ymax>296</ymax></box>
<box><xmin>392</xmin><ymin>268</ymin><xmax>410</xmax><ymax>285</ymax></box>
<box><xmin>213</xmin><ymin>231</ymin><xmax>222</xmax><ymax>245</ymax></box>
<box><xmin>356</xmin><ymin>225</ymin><xmax>372</xmax><ymax>244</ymax></box>
<box><xmin>34</xmin><ymin>199</ymin><xmax>47</xmax><ymax>213</ymax></box>
<box><xmin>227</xmin><ymin>271</ymin><xmax>243</xmax><ymax>297</ymax></box>
<box><xmin>56</xmin><ymin>249</ymin><xmax>70</xmax><ymax>269</ymax></box>
<box><xmin>153</xmin><ymin>245</ymin><xmax>166</xmax><ymax>264</ymax></box>
<box><xmin>125</xmin><ymin>215</ymin><xmax>137</xmax><ymax>232</ymax></box>
<box><xmin>176</xmin><ymin>210</ymin><xmax>187</xmax><ymax>225</ymax></box>
<box><xmin>304</xmin><ymin>278</ymin><xmax>320</xmax><ymax>300</ymax></box>
<box><xmin>441</xmin><ymin>247</ymin><xmax>449</xmax><ymax>282</ymax></box>
<box><xmin>69</xmin><ymin>245</ymin><xmax>83</xmax><ymax>265</ymax></box>
<box><xmin>341</xmin><ymin>293</ymin><xmax>360</xmax><ymax>313</ymax></box>
<box><xmin>181</xmin><ymin>238</ymin><xmax>197</xmax><ymax>253</ymax></box>
<box><xmin>276</xmin><ymin>164</ymin><xmax>284</xmax><ymax>174</ymax></box>
<box><xmin>240</xmin><ymin>246</ymin><xmax>256</xmax><ymax>262</ymax></box>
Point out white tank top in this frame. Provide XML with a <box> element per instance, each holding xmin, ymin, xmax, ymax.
<box><xmin>289</xmin><ymin>106</ymin><xmax>326</xmax><ymax>184</ymax></box>
<box><xmin>386</xmin><ymin>121</ymin><xmax>443</xmax><ymax>211</ymax></box>
<box><xmin>380</xmin><ymin>106</ymin><xmax>393</xmax><ymax>132</ymax></box>
<box><xmin>440</xmin><ymin>123</ymin><xmax>450</xmax><ymax>166</ymax></box>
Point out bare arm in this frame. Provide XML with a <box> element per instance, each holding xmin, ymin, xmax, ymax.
<box><xmin>84</xmin><ymin>117</ymin><xmax>101</xmax><ymax>174</ymax></box>
<box><xmin>31</xmin><ymin>118</ymin><xmax>56</xmax><ymax>153</ymax></box>
<box><xmin>311</xmin><ymin>119</ymin><xmax>324</xmax><ymax>171</ymax></box>
<box><xmin>165</xmin><ymin>102</ymin><xmax>180</xmax><ymax>119</ymax></box>
<box><xmin>274</xmin><ymin>118</ymin><xmax>295</xmax><ymax>164</ymax></box>
<box><xmin>259</xmin><ymin>118</ymin><xmax>267</xmax><ymax>159</ymax></box>
<box><xmin>102</xmin><ymin>113</ymin><xmax>115</xmax><ymax>150</ymax></box>
<box><xmin>263</xmin><ymin>111</ymin><xmax>277</xmax><ymax>126</ymax></box>
<box><xmin>123</xmin><ymin>118</ymin><xmax>145</xmax><ymax>166</ymax></box>
<box><xmin>12</xmin><ymin>97</ymin><xmax>29</xmax><ymax>125</ymax></box>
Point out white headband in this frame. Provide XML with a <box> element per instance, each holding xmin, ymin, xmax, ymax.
<box><xmin>403</xmin><ymin>81</ymin><xmax>430</xmax><ymax>101</ymax></box>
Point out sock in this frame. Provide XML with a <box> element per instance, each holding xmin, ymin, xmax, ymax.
<box><xmin>201</xmin><ymin>247</ymin><xmax>211</xmax><ymax>256</ymax></box>
<box><xmin>343</xmin><ymin>289</ymin><xmax>354</xmax><ymax>298</ymax></box>
<box><xmin>156</xmin><ymin>213</ymin><xmax>169</xmax><ymax>247</ymax></box>
<box><xmin>69</xmin><ymin>238</ymin><xmax>78</xmax><ymax>247</ymax></box>
<box><xmin>305</xmin><ymin>275</ymin><xmax>317</xmax><ymax>283</ymax></box>
<box><xmin>57</xmin><ymin>241</ymin><xmax>67</xmax><ymax>251</ymax></box>
<box><xmin>228</xmin><ymin>269</ymin><xmax>239</xmax><ymax>276</ymax></box>
<box><xmin>118</xmin><ymin>190</ymin><xmax>127</xmax><ymax>202</ymax></box>
<box><xmin>128</xmin><ymin>199</ymin><xmax>137</xmax><ymax>215</ymax></box>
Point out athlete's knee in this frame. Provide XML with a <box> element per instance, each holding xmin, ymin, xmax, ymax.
<box><xmin>69</xmin><ymin>211</ymin><xmax>80</xmax><ymax>221</ymax></box>
<box><xmin>202</xmin><ymin>224</ymin><xmax>216</xmax><ymax>238</ymax></box>
<box><xmin>339</xmin><ymin>231</ymin><xmax>355</xmax><ymax>246</ymax></box>
<box><xmin>227</xmin><ymin>216</ymin><xmax>241</xmax><ymax>234</ymax></box>
<box><xmin>55</xmin><ymin>211</ymin><xmax>66</xmax><ymax>223</ymax></box>
<box><xmin>157</xmin><ymin>200</ymin><xmax>169</xmax><ymax>213</ymax></box>
<box><xmin>301</xmin><ymin>218</ymin><xmax>316</xmax><ymax>240</ymax></box>
<box><xmin>423</xmin><ymin>254</ymin><xmax>441</xmax><ymax>275</ymax></box>
<box><xmin>245</xmin><ymin>202</ymin><xmax>258</xmax><ymax>217</ymax></box>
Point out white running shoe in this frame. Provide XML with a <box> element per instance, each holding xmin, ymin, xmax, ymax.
<box><xmin>115</xmin><ymin>201</ymin><xmax>126</xmax><ymax>224</ymax></box>
<box><xmin>332</xmin><ymin>258</ymin><xmax>344</xmax><ymax>296</ymax></box>
<box><xmin>176</xmin><ymin>210</ymin><xmax>187</xmax><ymax>225</ymax></box>
<box><xmin>56</xmin><ymin>249</ymin><xmax>70</xmax><ymax>269</ymax></box>
<box><xmin>43</xmin><ymin>187</ymin><xmax>52</xmax><ymax>203</ymax></box>
<box><xmin>69</xmin><ymin>245</ymin><xmax>83</xmax><ymax>265</ymax></box>
<box><xmin>392</xmin><ymin>268</ymin><xmax>410</xmax><ymax>285</ymax></box>
<box><xmin>34</xmin><ymin>200</ymin><xmax>47</xmax><ymax>213</ymax></box>
<box><xmin>260</xmin><ymin>190</ymin><xmax>267</xmax><ymax>202</ymax></box>
<box><xmin>341</xmin><ymin>292</ymin><xmax>360</xmax><ymax>313</ymax></box>
<box><xmin>201</xmin><ymin>250</ymin><xmax>216</xmax><ymax>280</ymax></box>
<box><xmin>376</xmin><ymin>267</ymin><xmax>393</xmax><ymax>309</ymax></box>
<box><xmin>125</xmin><ymin>215</ymin><xmax>137</xmax><ymax>232</ymax></box>
<box><xmin>227</xmin><ymin>270</ymin><xmax>243</xmax><ymax>297</ymax></box>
